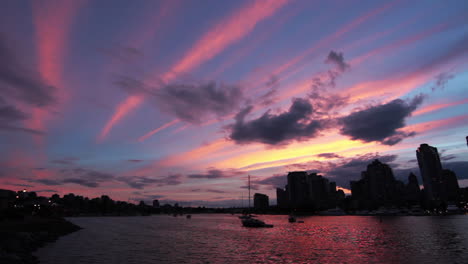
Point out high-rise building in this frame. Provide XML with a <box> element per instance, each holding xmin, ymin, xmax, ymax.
<box><xmin>253</xmin><ymin>193</ymin><xmax>269</xmax><ymax>209</ymax></box>
<box><xmin>286</xmin><ymin>171</ymin><xmax>339</xmax><ymax>210</ymax></box>
<box><xmin>416</xmin><ymin>144</ymin><xmax>443</xmax><ymax>201</ymax></box>
<box><xmin>287</xmin><ymin>171</ymin><xmax>309</xmax><ymax>208</ymax></box>
<box><xmin>276</xmin><ymin>187</ymin><xmax>289</xmax><ymax>209</ymax></box>
<box><xmin>405</xmin><ymin>173</ymin><xmax>421</xmax><ymax>204</ymax></box>
<box><xmin>152</xmin><ymin>199</ymin><xmax>160</xmax><ymax>208</ymax></box>
<box><xmin>442</xmin><ymin>169</ymin><xmax>460</xmax><ymax>201</ymax></box>
<box><xmin>350</xmin><ymin>159</ymin><xmax>403</xmax><ymax>208</ymax></box>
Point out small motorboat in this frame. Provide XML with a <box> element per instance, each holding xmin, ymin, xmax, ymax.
<box><xmin>238</xmin><ymin>214</ymin><xmax>251</xmax><ymax>220</ymax></box>
<box><xmin>186</xmin><ymin>214</ymin><xmax>191</xmax><ymax>219</ymax></box>
<box><xmin>242</xmin><ymin>217</ymin><xmax>273</xmax><ymax>228</ymax></box>
<box><xmin>288</xmin><ymin>215</ymin><xmax>296</xmax><ymax>223</ymax></box>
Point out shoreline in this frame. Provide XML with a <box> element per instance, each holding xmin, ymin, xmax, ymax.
<box><xmin>0</xmin><ymin>216</ymin><xmax>81</xmax><ymax>264</ymax></box>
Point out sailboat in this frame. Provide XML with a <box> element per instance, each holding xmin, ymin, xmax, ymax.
<box><xmin>241</xmin><ymin>175</ymin><xmax>273</xmax><ymax>228</ymax></box>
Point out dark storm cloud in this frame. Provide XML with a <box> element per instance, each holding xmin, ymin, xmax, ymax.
<box><xmin>117</xmin><ymin>174</ymin><xmax>182</xmax><ymax>189</ymax></box>
<box><xmin>0</xmin><ymin>34</ymin><xmax>55</xmax><ymax>107</ymax></box>
<box><xmin>155</xmin><ymin>81</ymin><xmax>244</xmax><ymax>124</ymax></box>
<box><xmin>265</xmin><ymin>75</ymin><xmax>279</xmax><ymax>87</ymax></box>
<box><xmin>187</xmin><ymin>168</ymin><xmax>243</xmax><ymax>179</ymax></box>
<box><xmin>325</xmin><ymin>51</ymin><xmax>349</xmax><ymax>72</ymax></box>
<box><xmin>116</xmin><ymin>76</ymin><xmax>244</xmax><ymax>124</ymax></box>
<box><xmin>251</xmin><ymin>174</ymin><xmax>287</xmax><ymax>189</ymax></box>
<box><xmin>317</xmin><ymin>153</ymin><xmax>342</xmax><ymax>159</ymax></box>
<box><xmin>35</xmin><ymin>179</ymin><xmax>62</xmax><ymax>186</ymax></box>
<box><xmin>59</xmin><ymin>169</ymin><xmax>115</xmax><ymax>188</ymax></box>
<box><xmin>307</xmin><ymin>51</ymin><xmax>350</xmax><ymax>92</ymax></box>
<box><xmin>26</xmin><ymin>167</ymin><xmax>186</xmax><ymax>190</ymax></box>
<box><xmin>144</xmin><ymin>194</ymin><xmax>165</xmax><ymax>200</ymax></box>
<box><xmin>340</xmin><ymin>95</ymin><xmax>424</xmax><ymax>145</ymax></box>
<box><xmin>128</xmin><ymin>159</ymin><xmax>144</xmax><ymax>163</ymax></box>
<box><xmin>431</xmin><ymin>72</ymin><xmax>454</xmax><ymax>91</ymax></box>
<box><xmin>63</xmin><ymin>178</ymin><xmax>99</xmax><ymax>188</ymax></box>
<box><xmin>324</xmin><ymin>50</ymin><xmax>350</xmax><ymax>87</ymax></box>
<box><xmin>4</xmin><ymin>183</ymin><xmax>33</xmax><ymax>188</ymax></box>
<box><xmin>85</xmin><ymin>171</ymin><xmax>114</xmax><ymax>181</ymax></box>
<box><xmin>0</xmin><ymin>34</ymin><xmax>55</xmax><ymax>134</ymax></box>
<box><xmin>0</xmin><ymin>100</ymin><xmax>27</xmax><ymax>122</ymax></box>
<box><xmin>35</xmin><ymin>189</ymin><xmax>58</xmax><ymax>193</ymax></box>
<box><xmin>30</xmin><ymin>168</ymin><xmax>115</xmax><ymax>188</ymax></box>
<box><xmin>114</xmin><ymin>75</ymin><xmax>148</xmax><ymax>96</ymax></box>
<box><xmin>308</xmin><ymin>88</ymin><xmax>349</xmax><ymax>115</ymax></box>
<box><xmin>191</xmin><ymin>189</ymin><xmax>226</xmax><ymax>194</ymax></box>
<box><xmin>0</xmin><ymin>97</ymin><xmax>44</xmax><ymax>134</ymax></box>
<box><xmin>229</xmin><ymin>98</ymin><xmax>326</xmax><ymax>145</ymax></box>
<box><xmin>258</xmin><ymin>87</ymin><xmax>278</xmax><ymax>106</ymax></box>
<box><xmin>381</xmin><ymin>131</ymin><xmax>416</xmax><ymax>146</ymax></box>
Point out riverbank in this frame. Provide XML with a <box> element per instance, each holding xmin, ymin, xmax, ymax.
<box><xmin>0</xmin><ymin>216</ymin><xmax>81</xmax><ymax>264</ymax></box>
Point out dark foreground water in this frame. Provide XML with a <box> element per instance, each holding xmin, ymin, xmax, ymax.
<box><xmin>35</xmin><ymin>214</ymin><xmax>468</xmax><ymax>264</ymax></box>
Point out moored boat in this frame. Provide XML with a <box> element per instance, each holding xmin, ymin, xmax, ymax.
<box><xmin>240</xmin><ymin>175</ymin><xmax>274</xmax><ymax>228</ymax></box>
<box><xmin>242</xmin><ymin>217</ymin><xmax>273</xmax><ymax>228</ymax></box>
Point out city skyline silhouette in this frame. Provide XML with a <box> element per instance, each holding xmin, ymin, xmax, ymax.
<box><xmin>0</xmin><ymin>0</ymin><xmax>467</xmax><ymax>208</ymax></box>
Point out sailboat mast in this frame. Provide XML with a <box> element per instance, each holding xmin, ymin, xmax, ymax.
<box><xmin>248</xmin><ymin>175</ymin><xmax>251</xmax><ymax>209</ymax></box>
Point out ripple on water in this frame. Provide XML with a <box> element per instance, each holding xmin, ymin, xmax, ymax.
<box><xmin>35</xmin><ymin>215</ymin><xmax>468</xmax><ymax>264</ymax></box>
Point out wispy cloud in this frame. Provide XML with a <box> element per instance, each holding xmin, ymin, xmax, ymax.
<box><xmin>99</xmin><ymin>0</ymin><xmax>288</xmax><ymax>140</ymax></box>
<box><xmin>31</xmin><ymin>0</ymin><xmax>84</xmax><ymax>133</ymax></box>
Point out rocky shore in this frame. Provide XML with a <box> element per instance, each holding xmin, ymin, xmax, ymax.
<box><xmin>0</xmin><ymin>216</ymin><xmax>81</xmax><ymax>264</ymax></box>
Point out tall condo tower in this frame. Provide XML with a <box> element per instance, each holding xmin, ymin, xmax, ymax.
<box><xmin>416</xmin><ymin>143</ymin><xmax>443</xmax><ymax>201</ymax></box>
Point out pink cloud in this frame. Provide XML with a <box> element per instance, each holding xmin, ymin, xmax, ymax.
<box><xmin>99</xmin><ymin>0</ymin><xmax>288</xmax><ymax>141</ymax></box>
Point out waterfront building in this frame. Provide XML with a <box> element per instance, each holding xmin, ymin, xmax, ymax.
<box><xmin>253</xmin><ymin>193</ymin><xmax>269</xmax><ymax>209</ymax></box>
<box><xmin>0</xmin><ymin>189</ymin><xmax>16</xmax><ymax>210</ymax></box>
<box><xmin>405</xmin><ymin>173</ymin><xmax>421</xmax><ymax>205</ymax></box>
<box><xmin>287</xmin><ymin>171</ymin><xmax>309</xmax><ymax>209</ymax></box>
<box><xmin>442</xmin><ymin>169</ymin><xmax>460</xmax><ymax>202</ymax></box>
<box><xmin>276</xmin><ymin>187</ymin><xmax>289</xmax><ymax>209</ymax></box>
<box><xmin>153</xmin><ymin>199</ymin><xmax>160</xmax><ymax>208</ymax></box>
<box><xmin>350</xmin><ymin>159</ymin><xmax>404</xmax><ymax>209</ymax></box>
<box><xmin>417</xmin><ymin>144</ymin><xmax>444</xmax><ymax>202</ymax></box>
<box><xmin>306</xmin><ymin>173</ymin><xmax>334</xmax><ymax>209</ymax></box>
<box><xmin>285</xmin><ymin>171</ymin><xmax>340</xmax><ymax>210</ymax></box>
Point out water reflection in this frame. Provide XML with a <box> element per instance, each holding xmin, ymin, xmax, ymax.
<box><xmin>36</xmin><ymin>215</ymin><xmax>468</xmax><ymax>264</ymax></box>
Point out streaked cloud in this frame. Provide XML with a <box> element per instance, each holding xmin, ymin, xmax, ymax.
<box><xmin>99</xmin><ymin>0</ymin><xmax>288</xmax><ymax>140</ymax></box>
<box><xmin>340</xmin><ymin>95</ymin><xmax>424</xmax><ymax>145</ymax></box>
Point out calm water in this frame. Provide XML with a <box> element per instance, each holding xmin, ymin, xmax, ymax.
<box><xmin>35</xmin><ymin>214</ymin><xmax>468</xmax><ymax>264</ymax></box>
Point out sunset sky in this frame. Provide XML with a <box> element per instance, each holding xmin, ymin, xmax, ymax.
<box><xmin>1</xmin><ymin>0</ymin><xmax>467</xmax><ymax>207</ymax></box>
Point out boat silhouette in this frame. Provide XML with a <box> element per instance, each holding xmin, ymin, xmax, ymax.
<box><xmin>240</xmin><ymin>175</ymin><xmax>274</xmax><ymax>228</ymax></box>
